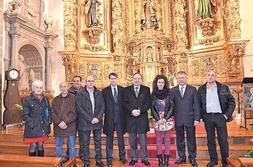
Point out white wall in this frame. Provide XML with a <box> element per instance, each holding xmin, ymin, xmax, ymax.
<box><xmin>241</xmin><ymin>0</ymin><xmax>253</xmax><ymax>77</ymax></box>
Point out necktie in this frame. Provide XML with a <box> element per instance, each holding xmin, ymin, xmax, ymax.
<box><xmin>113</xmin><ymin>87</ymin><xmax>118</xmax><ymax>102</ymax></box>
<box><xmin>135</xmin><ymin>87</ymin><xmax>139</xmax><ymax>98</ymax></box>
<box><xmin>180</xmin><ymin>86</ymin><xmax>184</xmax><ymax>97</ymax></box>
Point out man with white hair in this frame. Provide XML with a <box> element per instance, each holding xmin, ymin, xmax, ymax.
<box><xmin>51</xmin><ymin>82</ymin><xmax>77</xmax><ymax>166</ymax></box>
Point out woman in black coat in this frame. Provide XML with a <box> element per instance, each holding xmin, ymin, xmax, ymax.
<box><xmin>151</xmin><ymin>74</ymin><xmax>173</xmax><ymax>167</ymax></box>
<box><xmin>22</xmin><ymin>80</ymin><xmax>51</xmax><ymax>156</ymax></box>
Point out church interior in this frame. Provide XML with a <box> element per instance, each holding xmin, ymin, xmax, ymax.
<box><xmin>1</xmin><ymin>0</ymin><xmax>253</xmax><ymax>166</ymax></box>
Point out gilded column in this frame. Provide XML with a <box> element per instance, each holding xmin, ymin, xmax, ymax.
<box><xmin>63</xmin><ymin>0</ymin><xmax>78</xmax><ymax>51</ymax></box>
<box><xmin>224</xmin><ymin>0</ymin><xmax>241</xmax><ymax>39</ymax></box>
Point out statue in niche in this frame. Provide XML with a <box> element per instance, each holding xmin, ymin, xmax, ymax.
<box><xmin>146</xmin><ymin>46</ymin><xmax>154</xmax><ymax>62</ymax></box>
<box><xmin>197</xmin><ymin>0</ymin><xmax>218</xmax><ymax>19</ymax></box>
<box><xmin>141</xmin><ymin>0</ymin><xmax>158</xmax><ymax>30</ymax></box>
<box><xmin>83</xmin><ymin>0</ymin><xmax>102</xmax><ymax>27</ymax></box>
<box><xmin>17</xmin><ymin>54</ymin><xmax>29</xmax><ymax>90</ymax></box>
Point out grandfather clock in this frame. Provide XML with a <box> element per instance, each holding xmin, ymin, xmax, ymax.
<box><xmin>3</xmin><ymin>68</ymin><xmax>22</xmax><ymax>128</ymax></box>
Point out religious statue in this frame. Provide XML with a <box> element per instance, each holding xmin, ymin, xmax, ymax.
<box><xmin>84</xmin><ymin>0</ymin><xmax>102</xmax><ymax>27</ymax></box>
<box><xmin>141</xmin><ymin>0</ymin><xmax>158</xmax><ymax>30</ymax></box>
<box><xmin>17</xmin><ymin>54</ymin><xmax>29</xmax><ymax>90</ymax></box>
<box><xmin>197</xmin><ymin>0</ymin><xmax>217</xmax><ymax>19</ymax></box>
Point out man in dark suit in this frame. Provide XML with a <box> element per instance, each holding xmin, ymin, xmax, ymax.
<box><xmin>171</xmin><ymin>71</ymin><xmax>200</xmax><ymax>167</ymax></box>
<box><xmin>76</xmin><ymin>75</ymin><xmax>105</xmax><ymax>167</ymax></box>
<box><xmin>102</xmin><ymin>73</ymin><xmax>127</xmax><ymax>167</ymax></box>
<box><xmin>198</xmin><ymin>71</ymin><xmax>235</xmax><ymax>167</ymax></box>
<box><xmin>123</xmin><ymin>73</ymin><xmax>151</xmax><ymax>166</ymax></box>
<box><xmin>69</xmin><ymin>75</ymin><xmax>83</xmax><ymax>95</ymax></box>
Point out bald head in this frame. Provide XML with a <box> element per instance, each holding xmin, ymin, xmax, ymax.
<box><xmin>59</xmin><ymin>81</ymin><xmax>68</xmax><ymax>96</ymax></box>
<box><xmin>86</xmin><ymin>75</ymin><xmax>95</xmax><ymax>89</ymax></box>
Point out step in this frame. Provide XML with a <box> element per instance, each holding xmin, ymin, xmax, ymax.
<box><xmin>0</xmin><ymin>153</ymin><xmax>61</xmax><ymax>167</ymax></box>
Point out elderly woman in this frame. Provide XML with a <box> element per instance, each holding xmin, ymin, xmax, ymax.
<box><xmin>22</xmin><ymin>80</ymin><xmax>51</xmax><ymax>156</ymax></box>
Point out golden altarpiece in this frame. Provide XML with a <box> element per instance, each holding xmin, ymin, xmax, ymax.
<box><xmin>60</xmin><ymin>0</ymin><xmax>248</xmax><ymax>87</ymax></box>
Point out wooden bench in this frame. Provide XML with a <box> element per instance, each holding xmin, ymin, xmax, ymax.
<box><xmin>0</xmin><ymin>154</ymin><xmax>75</xmax><ymax>167</ymax></box>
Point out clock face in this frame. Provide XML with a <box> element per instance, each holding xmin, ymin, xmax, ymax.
<box><xmin>9</xmin><ymin>69</ymin><xmax>19</xmax><ymax>79</ymax></box>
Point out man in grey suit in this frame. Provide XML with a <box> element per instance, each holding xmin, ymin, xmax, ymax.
<box><xmin>171</xmin><ymin>71</ymin><xmax>201</xmax><ymax>167</ymax></box>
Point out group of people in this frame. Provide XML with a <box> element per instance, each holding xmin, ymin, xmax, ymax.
<box><xmin>22</xmin><ymin>70</ymin><xmax>235</xmax><ymax>167</ymax></box>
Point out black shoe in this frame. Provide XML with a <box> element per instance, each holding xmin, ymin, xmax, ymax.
<box><xmin>222</xmin><ymin>159</ymin><xmax>228</xmax><ymax>167</ymax></box>
<box><xmin>96</xmin><ymin>161</ymin><xmax>106</xmax><ymax>167</ymax></box>
<box><xmin>164</xmin><ymin>154</ymin><xmax>169</xmax><ymax>167</ymax></box>
<box><xmin>189</xmin><ymin>159</ymin><xmax>198</xmax><ymax>167</ymax></box>
<box><xmin>206</xmin><ymin>161</ymin><xmax>218</xmax><ymax>167</ymax></box>
<box><xmin>29</xmin><ymin>152</ymin><xmax>36</xmax><ymax>156</ymax></box>
<box><xmin>120</xmin><ymin>159</ymin><xmax>127</xmax><ymax>164</ymax></box>
<box><xmin>60</xmin><ymin>157</ymin><xmax>69</xmax><ymax>165</ymax></box>
<box><xmin>175</xmin><ymin>157</ymin><xmax>186</xmax><ymax>164</ymax></box>
<box><xmin>129</xmin><ymin>160</ymin><xmax>137</xmax><ymax>166</ymax></box>
<box><xmin>157</xmin><ymin>154</ymin><xmax>163</xmax><ymax>166</ymax></box>
<box><xmin>37</xmin><ymin>149</ymin><xmax>44</xmax><ymax>157</ymax></box>
<box><xmin>141</xmin><ymin>160</ymin><xmax>150</xmax><ymax>166</ymax></box>
<box><xmin>107</xmin><ymin>160</ymin><xmax>112</xmax><ymax>167</ymax></box>
<box><xmin>83</xmin><ymin>162</ymin><xmax>90</xmax><ymax>167</ymax></box>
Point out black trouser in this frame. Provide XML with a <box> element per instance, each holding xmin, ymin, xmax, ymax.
<box><xmin>78</xmin><ymin>129</ymin><xmax>102</xmax><ymax>163</ymax></box>
<box><xmin>175</xmin><ymin>125</ymin><xmax>196</xmax><ymax>160</ymax></box>
<box><xmin>204</xmin><ymin>114</ymin><xmax>229</xmax><ymax>162</ymax></box>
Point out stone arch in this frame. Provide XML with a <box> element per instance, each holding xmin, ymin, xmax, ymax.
<box><xmin>18</xmin><ymin>44</ymin><xmax>43</xmax><ymax>90</ymax></box>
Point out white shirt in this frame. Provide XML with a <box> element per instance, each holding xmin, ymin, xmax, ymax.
<box><xmin>206</xmin><ymin>84</ymin><xmax>222</xmax><ymax>113</ymax></box>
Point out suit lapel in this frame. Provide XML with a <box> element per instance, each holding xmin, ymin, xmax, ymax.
<box><xmin>108</xmin><ymin>86</ymin><xmax>114</xmax><ymax>101</ymax></box>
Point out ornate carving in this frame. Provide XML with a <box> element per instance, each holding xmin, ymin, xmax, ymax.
<box><xmin>224</xmin><ymin>0</ymin><xmax>241</xmax><ymax>39</ymax></box>
<box><xmin>226</xmin><ymin>41</ymin><xmax>248</xmax><ymax>76</ymax></box>
<box><xmin>7</xmin><ymin>0</ymin><xmax>21</xmax><ymax>15</ymax></box>
<box><xmin>62</xmin><ymin>54</ymin><xmax>79</xmax><ymax>80</ymax></box>
<box><xmin>87</xmin><ymin>63</ymin><xmax>102</xmax><ymax>80</ymax></box>
<box><xmin>83</xmin><ymin>27</ymin><xmax>103</xmax><ymax>44</ymax></box>
<box><xmin>174</xmin><ymin>0</ymin><xmax>188</xmax><ymax>49</ymax></box>
<box><xmin>63</xmin><ymin>0</ymin><xmax>78</xmax><ymax>51</ymax></box>
<box><xmin>112</xmin><ymin>0</ymin><xmax>124</xmax><ymax>51</ymax></box>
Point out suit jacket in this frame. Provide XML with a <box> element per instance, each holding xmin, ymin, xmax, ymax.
<box><xmin>171</xmin><ymin>84</ymin><xmax>201</xmax><ymax>127</ymax></box>
<box><xmin>123</xmin><ymin>85</ymin><xmax>151</xmax><ymax>133</ymax></box>
<box><xmin>102</xmin><ymin>85</ymin><xmax>126</xmax><ymax>136</ymax></box>
<box><xmin>198</xmin><ymin>81</ymin><xmax>235</xmax><ymax>121</ymax></box>
<box><xmin>76</xmin><ymin>87</ymin><xmax>105</xmax><ymax>131</ymax></box>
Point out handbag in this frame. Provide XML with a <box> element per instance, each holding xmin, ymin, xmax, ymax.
<box><xmin>153</xmin><ymin>111</ymin><xmax>174</xmax><ymax>131</ymax></box>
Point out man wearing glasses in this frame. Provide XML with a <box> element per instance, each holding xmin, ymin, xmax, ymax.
<box><xmin>76</xmin><ymin>75</ymin><xmax>106</xmax><ymax>167</ymax></box>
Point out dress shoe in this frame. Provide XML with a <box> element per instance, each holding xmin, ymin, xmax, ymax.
<box><xmin>129</xmin><ymin>160</ymin><xmax>137</xmax><ymax>166</ymax></box>
<box><xmin>96</xmin><ymin>161</ymin><xmax>106</xmax><ymax>167</ymax></box>
<box><xmin>206</xmin><ymin>161</ymin><xmax>218</xmax><ymax>167</ymax></box>
<box><xmin>120</xmin><ymin>159</ymin><xmax>127</xmax><ymax>164</ymax></box>
<box><xmin>83</xmin><ymin>162</ymin><xmax>90</xmax><ymax>167</ymax></box>
<box><xmin>141</xmin><ymin>160</ymin><xmax>151</xmax><ymax>166</ymax></box>
<box><xmin>222</xmin><ymin>160</ymin><xmax>228</xmax><ymax>167</ymax></box>
<box><xmin>96</xmin><ymin>161</ymin><xmax>105</xmax><ymax>167</ymax></box>
<box><xmin>175</xmin><ymin>158</ymin><xmax>186</xmax><ymax>164</ymax></box>
<box><xmin>107</xmin><ymin>160</ymin><xmax>112</xmax><ymax>167</ymax></box>
<box><xmin>189</xmin><ymin>159</ymin><xmax>198</xmax><ymax>167</ymax></box>
<box><xmin>60</xmin><ymin>157</ymin><xmax>69</xmax><ymax>165</ymax></box>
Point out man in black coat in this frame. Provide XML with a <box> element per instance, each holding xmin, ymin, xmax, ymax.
<box><xmin>171</xmin><ymin>71</ymin><xmax>200</xmax><ymax>167</ymax></box>
<box><xmin>123</xmin><ymin>73</ymin><xmax>151</xmax><ymax>166</ymax></box>
<box><xmin>198</xmin><ymin>71</ymin><xmax>235</xmax><ymax>167</ymax></box>
<box><xmin>76</xmin><ymin>75</ymin><xmax>105</xmax><ymax>167</ymax></box>
<box><xmin>69</xmin><ymin>75</ymin><xmax>83</xmax><ymax>95</ymax></box>
<box><xmin>102</xmin><ymin>73</ymin><xmax>127</xmax><ymax>167</ymax></box>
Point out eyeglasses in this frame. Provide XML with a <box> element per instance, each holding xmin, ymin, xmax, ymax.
<box><xmin>87</xmin><ymin>80</ymin><xmax>94</xmax><ymax>82</ymax></box>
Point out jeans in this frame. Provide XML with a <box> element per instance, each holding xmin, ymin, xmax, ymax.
<box><xmin>56</xmin><ymin>135</ymin><xmax>76</xmax><ymax>158</ymax></box>
<box><xmin>79</xmin><ymin>129</ymin><xmax>102</xmax><ymax>162</ymax></box>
